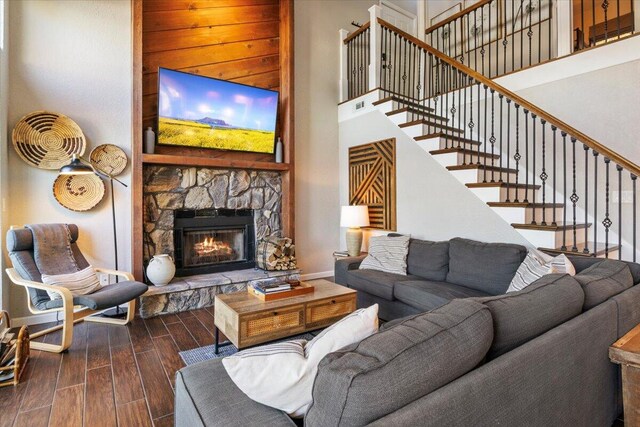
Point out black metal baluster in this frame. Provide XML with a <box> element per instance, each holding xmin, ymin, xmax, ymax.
<box><xmin>552</xmin><ymin>126</ymin><xmax>558</xmax><ymax>225</ymax></box>
<box><xmin>499</xmin><ymin>94</ymin><xmax>504</xmax><ymax>176</ymax></box>
<box><xmin>603</xmin><ymin>0</ymin><xmax>610</xmax><ymax>43</ymax></box>
<box><xmin>524</xmin><ymin>109</ymin><xmax>530</xmax><ymax>203</ymax></box>
<box><xmin>457</xmin><ymin>71</ymin><xmax>462</xmax><ymax>149</ymax></box>
<box><xmin>520</xmin><ymin>0</ymin><xmax>524</xmax><ymax>70</ymax></box>
<box><xmin>592</xmin><ymin>0</ymin><xmax>596</xmax><ymax>46</ymax></box>
<box><xmin>583</xmin><ymin>144</ymin><xmax>590</xmax><ymax>254</ymax></box>
<box><xmin>347</xmin><ymin>40</ymin><xmax>351</xmax><ymax>99</ymax></box>
<box><xmin>561</xmin><ymin>131</ymin><xmax>568</xmax><ymax>250</ymax></box>
<box><xmin>463</xmin><ymin>75</ymin><xmax>468</xmax><ymax>160</ymax></box>
<box><xmin>548</xmin><ymin>0</ymin><xmax>552</xmax><ymax>60</ymax></box>
<box><xmin>477</xmin><ymin>82</ymin><xmax>482</xmax><ymax>164</ymax></box>
<box><xmin>538</xmin><ymin>0</ymin><xmax>542</xmax><ymax>64</ymax></box>
<box><xmin>402</xmin><ymin>36</ymin><xmax>408</xmax><ymax>101</ymax></box>
<box><xmin>618</xmin><ymin>164</ymin><xmax>623</xmax><ymax>259</ymax></box>
<box><xmin>594</xmin><ymin>151</ymin><xmax>599</xmax><ymax>255</ymax></box>
<box><xmin>469</xmin><ymin>78</ymin><xmax>475</xmax><ymax>161</ymax></box>
<box><xmin>506</xmin><ymin>99</ymin><xmax>512</xmax><ymax>201</ymax></box>
<box><xmin>528</xmin><ymin>0</ymin><xmax>533</xmax><ymax>67</ymax></box>
<box><xmin>604</xmin><ymin>158</ymin><xmax>612</xmax><ymax>257</ymax></box>
<box><xmin>617</xmin><ymin>0</ymin><xmax>621</xmax><ymax>39</ymax></box>
<box><xmin>512</xmin><ymin>0</ymin><xmax>515</xmax><ymax>72</ymax></box>
<box><xmin>473</xmin><ymin>8</ymin><xmax>478</xmax><ymax>73</ymax></box>
<box><xmin>531</xmin><ymin>114</ymin><xmax>537</xmax><ymax>223</ymax></box>
<box><xmin>483</xmin><ymin>85</ymin><xmax>488</xmax><ymax>180</ymax></box>
<box><xmin>633</xmin><ymin>174</ymin><xmax>637</xmax><ymax>262</ymax></box>
<box><xmin>514</xmin><ymin>104</ymin><xmax>521</xmax><ymax>202</ymax></box>
<box><xmin>541</xmin><ymin>119</ymin><xmax>548</xmax><ymax>225</ymax></box>
<box><xmin>503</xmin><ymin>7</ymin><xmax>508</xmax><ymax>75</ymax></box>
<box><xmin>481</xmin><ymin>5</ymin><xmax>486</xmax><ymax>76</ymax></box>
<box><xmin>571</xmin><ymin>137</ymin><xmax>578</xmax><ymax>252</ymax></box>
<box><xmin>490</xmin><ymin>89</ymin><xmax>496</xmax><ymax>182</ymax></box>
<box><xmin>451</xmin><ymin>69</ymin><xmax>457</xmax><ymax>151</ymax></box>
<box><xmin>489</xmin><ymin>1</ymin><xmax>493</xmax><ymax>78</ymax></box>
<box><xmin>581</xmin><ymin>0</ymin><xmax>585</xmax><ymax>50</ymax></box>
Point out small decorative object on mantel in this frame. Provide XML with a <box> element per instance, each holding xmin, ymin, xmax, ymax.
<box><xmin>275</xmin><ymin>137</ymin><xmax>284</xmax><ymax>163</ymax></box>
<box><xmin>0</xmin><ymin>310</ymin><xmax>30</xmax><ymax>388</ymax></box>
<box><xmin>144</xmin><ymin>127</ymin><xmax>155</xmax><ymax>154</ymax></box>
<box><xmin>12</xmin><ymin>110</ymin><xmax>86</xmax><ymax>170</ymax></box>
<box><xmin>146</xmin><ymin>254</ymin><xmax>176</xmax><ymax>286</ymax></box>
<box><xmin>53</xmin><ymin>172</ymin><xmax>106</xmax><ymax>212</ymax></box>
<box><xmin>256</xmin><ymin>237</ymin><xmax>297</xmax><ymax>271</ymax></box>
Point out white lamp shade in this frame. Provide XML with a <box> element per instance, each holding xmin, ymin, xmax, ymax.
<box><xmin>341</xmin><ymin>205</ymin><xmax>370</xmax><ymax>228</ymax></box>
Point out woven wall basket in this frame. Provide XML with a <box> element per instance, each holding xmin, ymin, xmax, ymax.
<box><xmin>90</xmin><ymin>144</ymin><xmax>127</xmax><ymax>177</ymax></box>
<box><xmin>12</xmin><ymin>111</ymin><xmax>86</xmax><ymax>170</ymax></box>
<box><xmin>53</xmin><ymin>173</ymin><xmax>105</xmax><ymax>212</ymax></box>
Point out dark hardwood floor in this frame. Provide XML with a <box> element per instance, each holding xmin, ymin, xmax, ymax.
<box><xmin>0</xmin><ymin>307</ymin><xmax>224</xmax><ymax>427</ymax></box>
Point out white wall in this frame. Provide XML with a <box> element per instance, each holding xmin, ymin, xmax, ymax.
<box><xmin>339</xmin><ymin>109</ymin><xmax>531</xmax><ymax>247</ymax></box>
<box><xmin>6</xmin><ymin>0</ymin><xmax>132</xmax><ymax>319</ymax></box>
<box><xmin>294</xmin><ymin>0</ymin><xmax>372</xmax><ymax>278</ymax></box>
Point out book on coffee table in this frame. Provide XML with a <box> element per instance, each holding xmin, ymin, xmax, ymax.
<box><xmin>248</xmin><ymin>281</ymin><xmax>315</xmax><ymax>301</ymax></box>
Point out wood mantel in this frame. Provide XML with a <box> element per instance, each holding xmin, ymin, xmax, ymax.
<box><xmin>131</xmin><ymin>0</ymin><xmax>295</xmax><ymax>281</ymax></box>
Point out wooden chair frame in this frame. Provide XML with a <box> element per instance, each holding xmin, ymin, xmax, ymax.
<box><xmin>5</xmin><ymin>267</ymin><xmax>137</xmax><ymax>353</ymax></box>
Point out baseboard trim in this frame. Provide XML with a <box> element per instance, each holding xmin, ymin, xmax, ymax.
<box><xmin>300</xmin><ymin>271</ymin><xmax>333</xmax><ymax>281</ymax></box>
<box><xmin>12</xmin><ymin>312</ymin><xmax>61</xmax><ymax>327</ymax></box>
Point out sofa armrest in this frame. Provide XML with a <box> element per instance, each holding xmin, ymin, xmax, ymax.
<box><xmin>334</xmin><ymin>255</ymin><xmax>367</xmax><ymax>285</ymax></box>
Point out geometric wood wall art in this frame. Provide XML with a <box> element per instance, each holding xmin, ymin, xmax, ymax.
<box><xmin>349</xmin><ymin>138</ymin><xmax>397</xmax><ymax>231</ymax></box>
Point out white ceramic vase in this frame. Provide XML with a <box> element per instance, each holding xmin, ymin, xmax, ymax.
<box><xmin>146</xmin><ymin>254</ymin><xmax>175</xmax><ymax>286</ymax></box>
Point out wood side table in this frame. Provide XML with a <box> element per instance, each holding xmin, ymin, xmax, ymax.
<box><xmin>610</xmin><ymin>323</ymin><xmax>640</xmax><ymax>425</ymax></box>
<box><xmin>213</xmin><ymin>279</ymin><xmax>357</xmax><ymax>354</ymax></box>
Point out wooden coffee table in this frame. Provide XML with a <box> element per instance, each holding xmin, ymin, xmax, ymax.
<box><xmin>213</xmin><ymin>279</ymin><xmax>357</xmax><ymax>353</ymax></box>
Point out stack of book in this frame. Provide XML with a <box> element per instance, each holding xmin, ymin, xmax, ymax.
<box><xmin>249</xmin><ymin>278</ymin><xmax>293</xmax><ymax>295</ymax></box>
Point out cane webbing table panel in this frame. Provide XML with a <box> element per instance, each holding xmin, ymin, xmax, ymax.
<box><xmin>214</xmin><ymin>279</ymin><xmax>357</xmax><ymax>350</ymax></box>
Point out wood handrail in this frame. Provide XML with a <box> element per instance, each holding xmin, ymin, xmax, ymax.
<box><xmin>343</xmin><ymin>21</ymin><xmax>370</xmax><ymax>44</ymax></box>
<box><xmin>424</xmin><ymin>0</ymin><xmax>492</xmax><ymax>35</ymax></box>
<box><xmin>377</xmin><ymin>18</ymin><xmax>640</xmax><ymax>176</ymax></box>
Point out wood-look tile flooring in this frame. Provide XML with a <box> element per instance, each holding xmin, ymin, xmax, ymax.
<box><xmin>0</xmin><ymin>307</ymin><xmax>225</xmax><ymax>427</ymax></box>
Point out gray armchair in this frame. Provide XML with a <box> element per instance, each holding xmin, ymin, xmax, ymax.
<box><xmin>6</xmin><ymin>224</ymin><xmax>147</xmax><ymax>353</ymax></box>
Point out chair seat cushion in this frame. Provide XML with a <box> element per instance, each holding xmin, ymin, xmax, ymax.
<box><xmin>346</xmin><ymin>269</ymin><xmax>419</xmax><ymax>300</ymax></box>
<box><xmin>176</xmin><ymin>358</ymin><xmax>295</xmax><ymax>427</ymax></box>
<box><xmin>394</xmin><ymin>280</ymin><xmax>491</xmax><ymax>312</ymax></box>
<box><xmin>41</xmin><ymin>280</ymin><xmax>148</xmax><ymax>310</ymax></box>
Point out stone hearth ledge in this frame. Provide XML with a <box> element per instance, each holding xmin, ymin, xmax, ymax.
<box><xmin>139</xmin><ymin>268</ymin><xmax>301</xmax><ymax>318</ymax></box>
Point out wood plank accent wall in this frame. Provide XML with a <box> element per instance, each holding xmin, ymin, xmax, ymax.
<box><xmin>348</xmin><ymin>139</ymin><xmax>397</xmax><ymax>231</ymax></box>
<box><xmin>132</xmin><ymin>0</ymin><xmax>294</xmax><ymax>280</ymax></box>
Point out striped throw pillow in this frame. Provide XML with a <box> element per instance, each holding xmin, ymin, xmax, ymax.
<box><xmin>359</xmin><ymin>235</ymin><xmax>410</xmax><ymax>275</ymax></box>
<box><xmin>41</xmin><ymin>266</ymin><xmax>102</xmax><ymax>300</ymax></box>
<box><xmin>507</xmin><ymin>251</ymin><xmax>576</xmax><ymax>293</ymax></box>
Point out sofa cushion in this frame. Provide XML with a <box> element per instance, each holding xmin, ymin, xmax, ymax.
<box><xmin>305</xmin><ymin>299</ymin><xmax>493</xmax><ymax>427</ymax></box>
<box><xmin>476</xmin><ymin>274</ymin><xmax>584</xmax><ymax>360</ymax></box>
<box><xmin>446</xmin><ymin>238</ymin><xmax>527</xmax><ymax>294</ymax></box>
<box><xmin>394</xmin><ymin>280</ymin><xmax>491</xmax><ymax>312</ymax></box>
<box><xmin>175</xmin><ymin>358</ymin><xmax>295</xmax><ymax>427</ymax></box>
<box><xmin>346</xmin><ymin>269</ymin><xmax>419</xmax><ymax>301</ymax></box>
<box><xmin>568</xmin><ymin>256</ymin><xmax>640</xmax><ymax>285</ymax></box>
<box><xmin>406</xmin><ymin>239</ymin><xmax>450</xmax><ymax>281</ymax></box>
<box><xmin>574</xmin><ymin>259</ymin><xmax>634</xmax><ymax>310</ymax></box>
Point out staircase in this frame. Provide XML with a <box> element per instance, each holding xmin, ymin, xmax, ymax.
<box><xmin>340</xmin><ymin>10</ymin><xmax>640</xmax><ymax>262</ymax></box>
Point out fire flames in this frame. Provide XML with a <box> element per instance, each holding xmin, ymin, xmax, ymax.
<box><xmin>193</xmin><ymin>237</ymin><xmax>234</xmax><ymax>256</ymax></box>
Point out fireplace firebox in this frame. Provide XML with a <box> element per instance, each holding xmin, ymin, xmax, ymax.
<box><xmin>174</xmin><ymin>209</ymin><xmax>255</xmax><ymax>276</ymax></box>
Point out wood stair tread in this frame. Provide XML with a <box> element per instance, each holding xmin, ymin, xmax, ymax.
<box><xmin>372</xmin><ymin>96</ymin><xmax>434</xmax><ymax>112</ymax></box>
<box><xmin>487</xmin><ymin>202</ymin><xmax>564</xmax><ymax>208</ymax></box>
<box><xmin>415</xmin><ymin>133</ymin><xmax>481</xmax><ymax>146</ymax></box>
<box><xmin>386</xmin><ymin>107</ymin><xmax>449</xmax><ymax>122</ymax></box>
<box><xmin>539</xmin><ymin>242</ymin><xmax>622</xmax><ymax>257</ymax></box>
<box><xmin>430</xmin><ymin>148</ymin><xmax>500</xmax><ymax>159</ymax></box>
<box><xmin>400</xmin><ymin>119</ymin><xmax>464</xmax><ymax>134</ymax></box>
<box><xmin>447</xmin><ymin>164</ymin><xmax>518</xmax><ymax>173</ymax></box>
<box><xmin>466</xmin><ymin>182</ymin><xmax>541</xmax><ymax>189</ymax></box>
<box><xmin>511</xmin><ymin>222</ymin><xmax>592</xmax><ymax>231</ymax></box>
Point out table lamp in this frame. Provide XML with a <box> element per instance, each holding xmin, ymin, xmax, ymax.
<box><xmin>341</xmin><ymin>205</ymin><xmax>370</xmax><ymax>256</ymax></box>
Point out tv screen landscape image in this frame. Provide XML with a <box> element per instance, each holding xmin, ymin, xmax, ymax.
<box><xmin>157</xmin><ymin>68</ymin><xmax>279</xmax><ymax>154</ymax></box>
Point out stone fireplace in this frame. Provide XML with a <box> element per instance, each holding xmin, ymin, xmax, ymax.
<box><xmin>143</xmin><ymin>166</ymin><xmax>283</xmax><ymax>275</ymax></box>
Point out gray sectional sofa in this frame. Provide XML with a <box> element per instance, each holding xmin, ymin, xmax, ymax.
<box><xmin>175</xmin><ymin>237</ymin><xmax>640</xmax><ymax>427</ymax></box>
<box><xmin>335</xmin><ymin>237</ymin><xmax>529</xmax><ymax>320</ymax></box>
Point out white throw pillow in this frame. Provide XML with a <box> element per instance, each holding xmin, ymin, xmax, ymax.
<box><xmin>359</xmin><ymin>235</ymin><xmax>410</xmax><ymax>275</ymax></box>
<box><xmin>507</xmin><ymin>250</ymin><xmax>576</xmax><ymax>293</ymax></box>
<box><xmin>41</xmin><ymin>266</ymin><xmax>102</xmax><ymax>300</ymax></box>
<box><xmin>222</xmin><ymin>304</ymin><xmax>379</xmax><ymax>417</ymax></box>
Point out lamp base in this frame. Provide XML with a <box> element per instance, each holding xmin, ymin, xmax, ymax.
<box><xmin>101</xmin><ymin>306</ymin><xmax>128</xmax><ymax>319</ymax></box>
<box><xmin>346</xmin><ymin>228</ymin><xmax>363</xmax><ymax>257</ymax></box>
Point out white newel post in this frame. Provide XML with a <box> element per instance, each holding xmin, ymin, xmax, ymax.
<box><xmin>339</xmin><ymin>29</ymin><xmax>349</xmax><ymax>103</ymax></box>
<box><xmin>555</xmin><ymin>0</ymin><xmax>572</xmax><ymax>58</ymax></box>
<box><xmin>368</xmin><ymin>5</ymin><xmax>381</xmax><ymax>91</ymax></box>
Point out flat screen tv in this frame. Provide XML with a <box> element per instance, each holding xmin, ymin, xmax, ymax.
<box><xmin>157</xmin><ymin>67</ymin><xmax>279</xmax><ymax>154</ymax></box>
